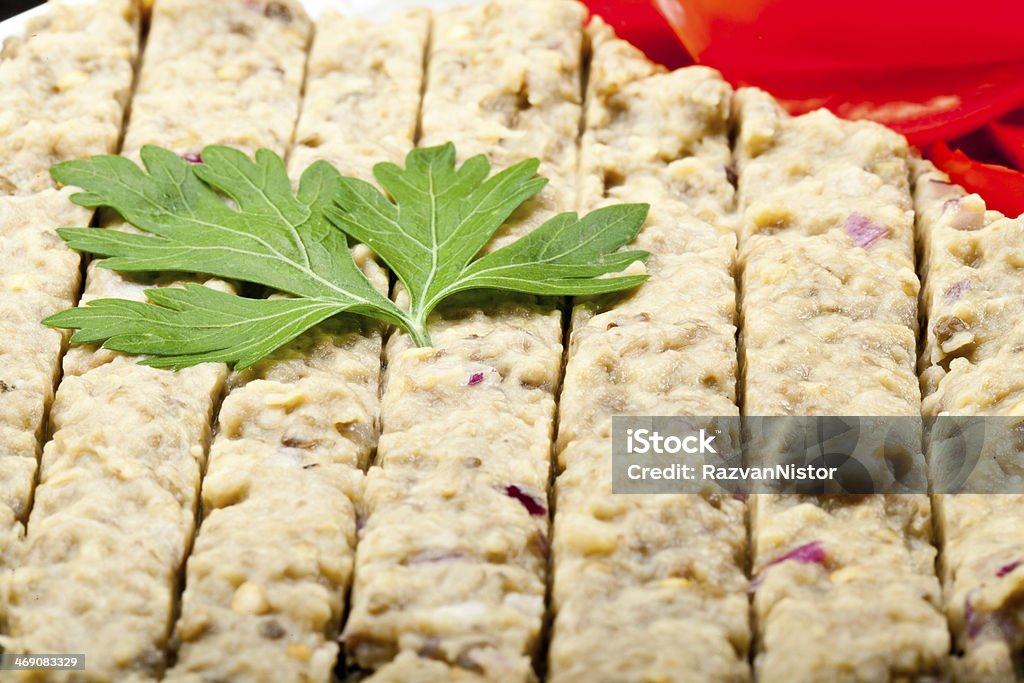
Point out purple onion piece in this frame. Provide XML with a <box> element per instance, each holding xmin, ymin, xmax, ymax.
<box><xmin>724</xmin><ymin>163</ymin><xmax>737</xmax><ymax>186</ymax></box>
<box><xmin>534</xmin><ymin>530</ymin><xmax>550</xmax><ymax>560</ymax></box>
<box><xmin>181</xmin><ymin>152</ymin><xmax>202</xmax><ymax>164</ymax></box>
<box><xmin>749</xmin><ymin>541</ymin><xmax>827</xmax><ymax>593</ymax></box>
<box><xmin>951</xmin><ymin>204</ymin><xmax>986</xmax><ymax>231</ymax></box>
<box><xmin>505</xmin><ymin>485</ymin><xmax>546</xmax><ymax>516</ymax></box>
<box><xmin>943</xmin><ymin>279</ymin><xmax>971</xmax><ymax>302</ymax></box>
<box><xmin>844</xmin><ymin>213</ymin><xmax>889</xmax><ymax>249</ymax></box>
<box><xmin>769</xmin><ymin>540</ymin><xmax>827</xmax><ymax>567</ymax></box>
<box><xmin>467</xmin><ymin>371</ymin><xmax>485</xmax><ymax>386</ymax></box>
<box><xmin>418</xmin><ymin>637</ymin><xmax>444</xmax><ymax>660</ymax></box>
<box><xmin>996</xmin><ymin>560</ymin><xmax>1022</xmax><ymax>578</ymax></box>
<box><xmin>964</xmin><ymin>586</ymin><xmax>1018</xmax><ymax>646</ymax></box>
<box><xmin>966</xmin><ymin>591</ymin><xmax>982</xmax><ymax>640</ymax></box>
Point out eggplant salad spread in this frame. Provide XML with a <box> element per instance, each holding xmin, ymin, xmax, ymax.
<box><xmin>0</xmin><ymin>1</ymin><xmax>1023</xmax><ymax>682</ymax></box>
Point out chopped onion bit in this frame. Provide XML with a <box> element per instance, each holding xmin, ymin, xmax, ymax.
<box><xmin>749</xmin><ymin>541</ymin><xmax>827</xmax><ymax>593</ymax></box>
<box><xmin>943</xmin><ymin>279</ymin><xmax>971</xmax><ymax>302</ymax></box>
<box><xmin>534</xmin><ymin>530</ymin><xmax>550</xmax><ymax>560</ymax></box>
<box><xmin>768</xmin><ymin>540</ymin><xmax>827</xmax><ymax>567</ymax></box>
<box><xmin>996</xmin><ymin>560</ymin><xmax>1022</xmax><ymax>578</ymax></box>
<box><xmin>965</xmin><ymin>590</ymin><xmax>982</xmax><ymax>640</ymax></box>
<box><xmin>844</xmin><ymin>213</ymin><xmax>889</xmax><ymax>249</ymax></box>
<box><xmin>504</xmin><ymin>485</ymin><xmax>546</xmax><ymax>516</ymax></box>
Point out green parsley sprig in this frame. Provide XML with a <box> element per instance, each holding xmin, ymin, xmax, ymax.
<box><xmin>44</xmin><ymin>143</ymin><xmax>649</xmax><ymax>370</ymax></box>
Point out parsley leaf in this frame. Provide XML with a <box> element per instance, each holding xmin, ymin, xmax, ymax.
<box><xmin>327</xmin><ymin>143</ymin><xmax>649</xmax><ymax>333</ymax></box>
<box><xmin>44</xmin><ymin>143</ymin><xmax>649</xmax><ymax>369</ymax></box>
<box><xmin>47</xmin><ymin>284</ymin><xmax>346</xmax><ymax>369</ymax></box>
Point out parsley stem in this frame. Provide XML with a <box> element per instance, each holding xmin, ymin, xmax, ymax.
<box><xmin>408</xmin><ymin>325</ymin><xmax>433</xmax><ymax>348</ymax></box>
<box><xmin>406</xmin><ymin>308</ymin><xmax>433</xmax><ymax>348</ymax></box>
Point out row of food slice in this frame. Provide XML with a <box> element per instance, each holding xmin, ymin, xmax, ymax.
<box><xmin>0</xmin><ymin>0</ymin><xmax>141</xmax><ymax>567</ymax></box>
<box><xmin>0</xmin><ymin>0</ymin><xmax>1022</xmax><ymax>682</ymax></box>
<box><xmin>734</xmin><ymin>88</ymin><xmax>950</xmax><ymax>681</ymax></box>
<box><xmin>2</xmin><ymin>2</ymin><xmax>314</xmax><ymax>681</ymax></box>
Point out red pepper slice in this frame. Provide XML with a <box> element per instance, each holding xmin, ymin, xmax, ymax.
<box><xmin>989</xmin><ymin>112</ymin><xmax>1024</xmax><ymax>170</ymax></box>
<box><xmin>658</xmin><ymin>0</ymin><xmax>1024</xmax><ymax>77</ymax></box>
<box><xmin>580</xmin><ymin>0</ymin><xmax>691</xmax><ymax>69</ymax></box>
<box><xmin>930</xmin><ymin>141</ymin><xmax>1024</xmax><ymax>217</ymax></box>
<box><xmin>773</xmin><ymin>61</ymin><xmax>1024</xmax><ymax>147</ymax></box>
<box><xmin>655</xmin><ymin>0</ymin><xmax>1024</xmax><ymax>145</ymax></box>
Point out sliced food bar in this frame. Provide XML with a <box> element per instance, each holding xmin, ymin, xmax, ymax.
<box><xmin>734</xmin><ymin>88</ymin><xmax>949</xmax><ymax>682</ymax></box>
<box><xmin>914</xmin><ymin>159</ymin><xmax>1024</xmax><ymax>683</ymax></box>
<box><xmin>549</xmin><ymin>21</ymin><xmax>748</xmax><ymax>683</ymax></box>
<box><xmin>0</xmin><ymin>0</ymin><xmax>141</xmax><ymax>564</ymax></box>
<box><xmin>342</xmin><ymin>1</ymin><xmax>586</xmax><ymax>679</ymax></box>
<box><xmin>0</xmin><ymin>0</ymin><xmax>140</xmax><ymax>195</ymax></box>
<box><xmin>0</xmin><ymin>193</ymin><xmax>91</xmax><ymax>560</ymax></box>
<box><xmin>0</xmin><ymin>2</ymin><xmax>310</xmax><ymax>680</ymax></box>
<box><xmin>288</xmin><ymin>9</ymin><xmax>429</xmax><ymax>179</ymax></box>
<box><xmin>119</xmin><ymin>0</ymin><xmax>310</xmax><ymax>160</ymax></box>
<box><xmin>165</xmin><ymin>9</ymin><xmax>428</xmax><ymax>682</ymax></box>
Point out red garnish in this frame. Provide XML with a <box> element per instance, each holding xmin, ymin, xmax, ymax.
<box><xmin>996</xmin><ymin>560</ymin><xmax>1022</xmax><ymax>578</ymax></box>
<box><xmin>181</xmin><ymin>153</ymin><xmax>202</xmax><ymax>164</ymax></box>
<box><xmin>655</xmin><ymin>1</ymin><xmax>1024</xmax><ymax>145</ymax></box>
<box><xmin>645</xmin><ymin>1</ymin><xmax>1024</xmax><ymax>215</ymax></box>
<box><xmin>505</xmin><ymin>485</ymin><xmax>546</xmax><ymax>516</ymax></box>
<box><xmin>930</xmin><ymin>141</ymin><xmax>1024</xmax><ymax>218</ymax></box>
<box><xmin>582</xmin><ymin>0</ymin><xmax>692</xmax><ymax>69</ymax></box>
<box><xmin>467</xmin><ymin>371</ymin><xmax>485</xmax><ymax>386</ymax></box>
<box><xmin>989</xmin><ymin>113</ymin><xmax>1024</xmax><ymax>170</ymax></box>
<box><xmin>844</xmin><ymin>213</ymin><xmax>889</xmax><ymax>248</ymax></box>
